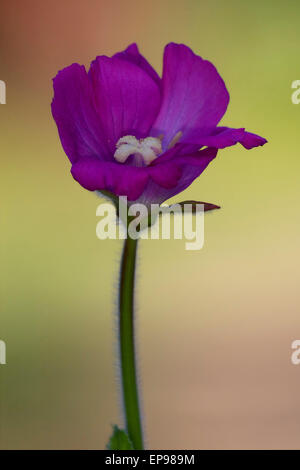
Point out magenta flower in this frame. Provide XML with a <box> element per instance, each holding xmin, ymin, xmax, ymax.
<box><xmin>52</xmin><ymin>43</ymin><xmax>266</xmax><ymax>204</ymax></box>
<box><xmin>51</xmin><ymin>43</ymin><xmax>268</xmax><ymax>450</ymax></box>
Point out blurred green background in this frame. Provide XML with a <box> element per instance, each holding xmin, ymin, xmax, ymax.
<box><xmin>1</xmin><ymin>0</ymin><xmax>300</xmax><ymax>449</ymax></box>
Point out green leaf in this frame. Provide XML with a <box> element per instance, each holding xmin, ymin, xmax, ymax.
<box><xmin>176</xmin><ymin>200</ymin><xmax>221</xmax><ymax>213</ymax></box>
<box><xmin>106</xmin><ymin>425</ymin><xmax>134</xmax><ymax>450</ymax></box>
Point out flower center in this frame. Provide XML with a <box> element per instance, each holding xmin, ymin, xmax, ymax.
<box><xmin>114</xmin><ymin>135</ymin><xmax>162</xmax><ymax>166</ymax></box>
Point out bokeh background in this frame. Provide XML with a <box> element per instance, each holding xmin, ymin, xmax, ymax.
<box><xmin>1</xmin><ymin>0</ymin><xmax>300</xmax><ymax>449</ymax></box>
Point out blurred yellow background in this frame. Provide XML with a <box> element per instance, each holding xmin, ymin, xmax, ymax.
<box><xmin>1</xmin><ymin>0</ymin><xmax>300</xmax><ymax>449</ymax></box>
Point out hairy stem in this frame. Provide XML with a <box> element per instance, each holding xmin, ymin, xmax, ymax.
<box><xmin>119</xmin><ymin>235</ymin><xmax>143</xmax><ymax>450</ymax></box>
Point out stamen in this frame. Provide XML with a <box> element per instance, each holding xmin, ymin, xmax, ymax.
<box><xmin>168</xmin><ymin>131</ymin><xmax>183</xmax><ymax>149</ymax></box>
<box><xmin>114</xmin><ymin>135</ymin><xmax>162</xmax><ymax>165</ymax></box>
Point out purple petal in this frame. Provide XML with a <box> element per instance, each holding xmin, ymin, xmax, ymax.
<box><xmin>158</xmin><ymin>147</ymin><xmax>218</xmax><ymax>200</ymax></box>
<box><xmin>149</xmin><ymin>161</ymin><xmax>182</xmax><ymax>189</ymax></box>
<box><xmin>139</xmin><ymin>147</ymin><xmax>218</xmax><ymax>205</ymax></box>
<box><xmin>71</xmin><ymin>157</ymin><xmax>149</xmax><ymax>201</ymax></box>
<box><xmin>151</xmin><ymin>43</ymin><xmax>229</xmax><ymax>150</ymax></box>
<box><xmin>89</xmin><ymin>56</ymin><xmax>161</xmax><ymax>153</ymax></box>
<box><xmin>173</xmin><ymin>147</ymin><xmax>218</xmax><ymax>165</ymax></box>
<box><xmin>51</xmin><ymin>64</ymin><xmax>109</xmax><ymax>163</ymax></box>
<box><xmin>182</xmin><ymin>126</ymin><xmax>268</xmax><ymax>149</ymax></box>
<box><xmin>114</xmin><ymin>44</ymin><xmax>161</xmax><ymax>87</ymax></box>
<box><xmin>239</xmin><ymin>131</ymin><xmax>268</xmax><ymax>149</ymax></box>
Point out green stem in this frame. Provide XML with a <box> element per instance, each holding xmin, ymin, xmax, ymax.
<box><xmin>119</xmin><ymin>235</ymin><xmax>143</xmax><ymax>450</ymax></box>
